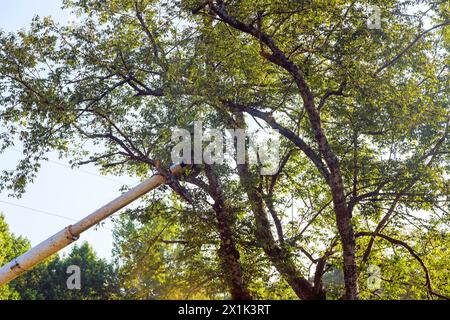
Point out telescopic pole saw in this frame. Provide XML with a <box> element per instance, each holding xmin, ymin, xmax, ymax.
<box><xmin>0</xmin><ymin>162</ymin><xmax>186</xmax><ymax>287</ymax></box>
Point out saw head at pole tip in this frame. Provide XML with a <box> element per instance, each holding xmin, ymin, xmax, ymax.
<box><xmin>169</xmin><ymin>161</ymin><xmax>190</xmax><ymax>174</ymax></box>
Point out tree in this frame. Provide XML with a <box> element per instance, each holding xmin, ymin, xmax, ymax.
<box><xmin>0</xmin><ymin>0</ymin><xmax>449</xmax><ymax>299</ymax></box>
<box><xmin>0</xmin><ymin>214</ymin><xmax>118</xmax><ymax>300</ymax></box>
<box><xmin>11</xmin><ymin>242</ymin><xmax>119</xmax><ymax>300</ymax></box>
<box><xmin>0</xmin><ymin>213</ymin><xmax>30</xmax><ymax>299</ymax></box>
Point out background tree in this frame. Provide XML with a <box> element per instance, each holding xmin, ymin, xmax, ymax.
<box><xmin>11</xmin><ymin>242</ymin><xmax>119</xmax><ymax>300</ymax></box>
<box><xmin>0</xmin><ymin>213</ymin><xmax>30</xmax><ymax>299</ymax></box>
<box><xmin>0</xmin><ymin>214</ymin><xmax>118</xmax><ymax>300</ymax></box>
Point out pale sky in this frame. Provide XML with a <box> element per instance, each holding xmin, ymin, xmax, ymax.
<box><xmin>0</xmin><ymin>0</ymin><xmax>138</xmax><ymax>260</ymax></box>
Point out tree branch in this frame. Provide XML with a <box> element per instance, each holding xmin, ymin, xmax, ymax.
<box><xmin>356</xmin><ymin>232</ymin><xmax>449</xmax><ymax>300</ymax></box>
<box><xmin>376</xmin><ymin>20</ymin><xmax>450</xmax><ymax>74</ymax></box>
<box><xmin>224</xmin><ymin>101</ymin><xmax>331</xmax><ymax>183</ymax></box>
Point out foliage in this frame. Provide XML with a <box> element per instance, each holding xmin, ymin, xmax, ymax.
<box><xmin>0</xmin><ymin>214</ymin><xmax>30</xmax><ymax>299</ymax></box>
<box><xmin>11</xmin><ymin>242</ymin><xmax>119</xmax><ymax>300</ymax></box>
<box><xmin>0</xmin><ymin>0</ymin><xmax>449</xmax><ymax>299</ymax></box>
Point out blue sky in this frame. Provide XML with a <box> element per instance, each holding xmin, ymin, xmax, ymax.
<box><xmin>1</xmin><ymin>0</ymin><xmax>71</xmax><ymax>32</ymax></box>
<box><xmin>0</xmin><ymin>0</ymin><xmax>138</xmax><ymax>260</ymax></box>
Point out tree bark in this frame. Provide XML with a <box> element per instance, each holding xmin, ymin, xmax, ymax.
<box><xmin>204</xmin><ymin>164</ymin><xmax>252</xmax><ymax>300</ymax></box>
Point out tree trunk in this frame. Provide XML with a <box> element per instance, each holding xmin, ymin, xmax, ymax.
<box><xmin>237</xmin><ymin>161</ymin><xmax>322</xmax><ymax>300</ymax></box>
<box><xmin>204</xmin><ymin>164</ymin><xmax>252</xmax><ymax>300</ymax></box>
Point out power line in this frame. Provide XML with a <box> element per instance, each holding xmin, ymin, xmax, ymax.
<box><xmin>0</xmin><ymin>199</ymin><xmax>76</xmax><ymax>222</ymax></box>
<box><xmin>46</xmin><ymin>158</ymin><xmax>128</xmax><ymax>185</ymax></box>
<box><xmin>9</xmin><ymin>147</ymin><xmax>138</xmax><ymax>185</ymax></box>
<box><xmin>0</xmin><ymin>200</ymin><xmax>113</xmax><ymax>231</ymax></box>
<box><xmin>1</xmin><ymin>149</ymin><xmax>146</xmax><ymax>227</ymax></box>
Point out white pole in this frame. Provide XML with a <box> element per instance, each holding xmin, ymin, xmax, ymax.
<box><xmin>0</xmin><ymin>163</ymin><xmax>184</xmax><ymax>287</ymax></box>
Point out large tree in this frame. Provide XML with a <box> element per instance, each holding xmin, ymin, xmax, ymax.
<box><xmin>0</xmin><ymin>0</ymin><xmax>449</xmax><ymax>299</ymax></box>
